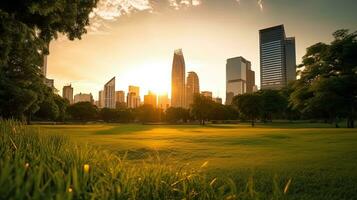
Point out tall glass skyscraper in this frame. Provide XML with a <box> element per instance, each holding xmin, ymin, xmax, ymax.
<box><xmin>171</xmin><ymin>49</ymin><xmax>186</xmax><ymax>108</ymax></box>
<box><xmin>186</xmin><ymin>71</ymin><xmax>200</xmax><ymax>108</ymax></box>
<box><xmin>260</xmin><ymin>25</ymin><xmax>296</xmax><ymax>90</ymax></box>
<box><xmin>104</xmin><ymin>77</ymin><xmax>115</xmax><ymax>109</ymax></box>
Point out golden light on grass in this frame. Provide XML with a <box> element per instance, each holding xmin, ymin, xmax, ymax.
<box><xmin>284</xmin><ymin>178</ymin><xmax>292</xmax><ymax>194</ymax></box>
<box><xmin>83</xmin><ymin>164</ymin><xmax>90</xmax><ymax>173</ymax></box>
<box><xmin>200</xmin><ymin>161</ymin><xmax>209</xmax><ymax>168</ymax></box>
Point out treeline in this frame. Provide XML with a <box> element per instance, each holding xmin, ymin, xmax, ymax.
<box><xmin>31</xmin><ymin>99</ymin><xmax>239</xmax><ymax>124</ymax></box>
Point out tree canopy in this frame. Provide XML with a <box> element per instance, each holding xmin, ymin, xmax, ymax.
<box><xmin>290</xmin><ymin>29</ymin><xmax>357</xmax><ymax>128</ymax></box>
<box><xmin>0</xmin><ymin>1</ymin><xmax>98</xmax><ymax>122</ymax></box>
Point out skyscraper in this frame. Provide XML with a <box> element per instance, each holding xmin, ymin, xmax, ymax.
<box><xmin>158</xmin><ymin>93</ymin><xmax>170</xmax><ymax>110</ymax></box>
<box><xmin>144</xmin><ymin>91</ymin><xmax>157</xmax><ymax>107</ymax></box>
<box><xmin>104</xmin><ymin>77</ymin><xmax>115</xmax><ymax>109</ymax></box>
<box><xmin>226</xmin><ymin>56</ymin><xmax>255</xmax><ymax>105</ymax></box>
<box><xmin>246</xmin><ymin>62</ymin><xmax>256</xmax><ymax>93</ymax></box>
<box><xmin>127</xmin><ymin>85</ymin><xmax>140</xmax><ymax>108</ymax></box>
<box><xmin>115</xmin><ymin>90</ymin><xmax>125</xmax><ymax>108</ymax></box>
<box><xmin>285</xmin><ymin>37</ymin><xmax>297</xmax><ymax>83</ymax></box>
<box><xmin>259</xmin><ymin>24</ymin><xmax>296</xmax><ymax>90</ymax></box>
<box><xmin>171</xmin><ymin>49</ymin><xmax>186</xmax><ymax>108</ymax></box>
<box><xmin>186</xmin><ymin>71</ymin><xmax>200</xmax><ymax>108</ymax></box>
<box><xmin>62</xmin><ymin>84</ymin><xmax>73</xmax><ymax>104</ymax></box>
<box><xmin>98</xmin><ymin>90</ymin><xmax>104</xmax><ymax>108</ymax></box>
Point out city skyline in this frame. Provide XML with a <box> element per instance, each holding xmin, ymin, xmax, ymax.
<box><xmin>48</xmin><ymin>0</ymin><xmax>357</xmax><ymax>102</ymax></box>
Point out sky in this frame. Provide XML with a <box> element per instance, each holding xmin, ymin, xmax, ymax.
<box><xmin>48</xmin><ymin>0</ymin><xmax>357</xmax><ymax>101</ymax></box>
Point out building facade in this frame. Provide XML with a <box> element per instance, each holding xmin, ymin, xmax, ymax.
<box><xmin>104</xmin><ymin>77</ymin><xmax>116</xmax><ymax>109</ymax></box>
<box><xmin>185</xmin><ymin>71</ymin><xmax>200</xmax><ymax>108</ymax></box>
<box><xmin>171</xmin><ymin>49</ymin><xmax>186</xmax><ymax>108</ymax></box>
<box><xmin>201</xmin><ymin>91</ymin><xmax>213</xmax><ymax>99</ymax></box>
<box><xmin>127</xmin><ymin>85</ymin><xmax>140</xmax><ymax>108</ymax></box>
<box><xmin>158</xmin><ymin>93</ymin><xmax>170</xmax><ymax>110</ymax></box>
<box><xmin>115</xmin><ymin>90</ymin><xmax>126</xmax><ymax>108</ymax></box>
<box><xmin>62</xmin><ymin>84</ymin><xmax>74</xmax><ymax>104</ymax></box>
<box><xmin>144</xmin><ymin>91</ymin><xmax>157</xmax><ymax>107</ymax></box>
<box><xmin>213</xmin><ymin>97</ymin><xmax>223</xmax><ymax>104</ymax></box>
<box><xmin>74</xmin><ymin>93</ymin><xmax>93</xmax><ymax>104</ymax></box>
<box><xmin>260</xmin><ymin>24</ymin><xmax>296</xmax><ymax>90</ymax></box>
<box><xmin>285</xmin><ymin>37</ymin><xmax>297</xmax><ymax>83</ymax></box>
<box><xmin>226</xmin><ymin>56</ymin><xmax>255</xmax><ymax>105</ymax></box>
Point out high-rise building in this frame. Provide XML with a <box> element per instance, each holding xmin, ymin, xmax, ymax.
<box><xmin>285</xmin><ymin>37</ymin><xmax>297</xmax><ymax>83</ymax></box>
<box><xmin>158</xmin><ymin>93</ymin><xmax>170</xmax><ymax>110</ymax></box>
<box><xmin>62</xmin><ymin>84</ymin><xmax>74</xmax><ymax>104</ymax></box>
<box><xmin>260</xmin><ymin>24</ymin><xmax>296</xmax><ymax>90</ymax></box>
<box><xmin>115</xmin><ymin>90</ymin><xmax>126</xmax><ymax>108</ymax></box>
<box><xmin>186</xmin><ymin>71</ymin><xmax>200</xmax><ymax>108</ymax></box>
<box><xmin>201</xmin><ymin>91</ymin><xmax>213</xmax><ymax>99</ymax></box>
<box><xmin>226</xmin><ymin>56</ymin><xmax>255</xmax><ymax>105</ymax></box>
<box><xmin>171</xmin><ymin>49</ymin><xmax>186</xmax><ymax>108</ymax></box>
<box><xmin>246</xmin><ymin>63</ymin><xmax>256</xmax><ymax>93</ymax></box>
<box><xmin>127</xmin><ymin>85</ymin><xmax>140</xmax><ymax>108</ymax></box>
<box><xmin>144</xmin><ymin>91</ymin><xmax>157</xmax><ymax>107</ymax></box>
<box><xmin>213</xmin><ymin>97</ymin><xmax>223</xmax><ymax>104</ymax></box>
<box><xmin>98</xmin><ymin>90</ymin><xmax>104</xmax><ymax>108</ymax></box>
<box><xmin>74</xmin><ymin>93</ymin><xmax>93</xmax><ymax>104</ymax></box>
<box><xmin>104</xmin><ymin>77</ymin><xmax>115</xmax><ymax>109</ymax></box>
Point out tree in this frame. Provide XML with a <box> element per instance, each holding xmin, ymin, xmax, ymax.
<box><xmin>53</xmin><ymin>95</ymin><xmax>69</xmax><ymax>122</ymax></box>
<box><xmin>259</xmin><ymin>90</ymin><xmax>288</xmax><ymax>122</ymax></box>
<box><xmin>0</xmin><ymin>1</ymin><xmax>98</xmax><ymax>122</ymax></box>
<box><xmin>165</xmin><ymin>107</ymin><xmax>190</xmax><ymax>123</ymax></box>
<box><xmin>99</xmin><ymin>108</ymin><xmax>119</xmax><ymax>122</ymax></box>
<box><xmin>290</xmin><ymin>30</ymin><xmax>357</xmax><ymax>128</ymax></box>
<box><xmin>233</xmin><ymin>93</ymin><xmax>263</xmax><ymax>127</ymax></box>
<box><xmin>191</xmin><ymin>94</ymin><xmax>214</xmax><ymax>125</ymax></box>
<box><xmin>136</xmin><ymin>105</ymin><xmax>160</xmax><ymax>123</ymax></box>
<box><xmin>67</xmin><ymin>102</ymin><xmax>98</xmax><ymax>121</ymax></box>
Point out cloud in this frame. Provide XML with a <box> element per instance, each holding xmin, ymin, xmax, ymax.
<box><xmin>87</xmin><ymin>0</ymin><xmax>264</xmax><ymax>33</ymax></box>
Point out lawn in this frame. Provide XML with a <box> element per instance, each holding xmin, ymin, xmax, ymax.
<box><xmin>36</xmin><ymin>122</ymin><xmax>357</xmax><ymax>199</ymax></box>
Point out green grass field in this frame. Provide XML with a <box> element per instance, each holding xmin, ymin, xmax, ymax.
<box><xmin>2</xmin><ymin>121</ymin><xmax>357</xmax><ymax>199</ymax></box>
<box><xmin>37</xmin><ymin>123</ymin><xmax>357</xmax><ymax>199</ymax></box>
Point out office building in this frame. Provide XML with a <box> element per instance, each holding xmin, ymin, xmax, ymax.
<box><xmin>158</xmin><ymin>93</ymin><xmax>170</xmax><ymax>110</ymax></box>
<box><xmin>285</xmin><ymin>37</ymin><xmax>297</xmax><ymax>83</ymax></box>
<box><xmin>115</xmin><ymin>90</ymin><xmax>126</xmax><ymax>108</ymax></box>
<box><xmin>98</xmin><ymin>90</ymin><xmax>104</xmax><ymax>108</ymax></box>
<box><xmin>213</xmin><ymin>97</ymin><xmax>223</xmax><ymax>104</ymax></box>
<box><xmin>74</xmin><ymin>93</ymin><xmax>93</xmax><ymax>104</ymax></box>
<box><xmin>186</xmin><ymin>71</ymin><xmax>200</xmax><ymax>108</ymax></box>
<box><xmin>171</xmin><ymin>49</ymin><xmax>186</xmax><ymax>108</ymax></box>
<box><xmin>127</xmin><ymin>85</ymin><xmax>140</xmax><ymax>108</ymax></box>
<box><xmin>144</xmin><ymin>91</ymin><xmax>157</xmax><ymax>107</ymax></box>
<box><xmin>201</xmin><ymin>91</ymin><xmax>213</xmax><ymax>99</ymax></box>
<box><xmin>226</xmin><ymin>56</ymin><xmax>255</xmax><ymax>105</ymax></box>
<box><xmin>104</xmin><ymin>77</ymin><xmax>115</xmax><ymax>109</ymax></box>
<box><xmin>62</xmin><ymin>84</ymin><xmax>74</xmax><ymax>104</ymax></box>
<box><xmin>260</xmin><ymin>24</ymin><xmax>296</xmax><ymax>89</ymax></box>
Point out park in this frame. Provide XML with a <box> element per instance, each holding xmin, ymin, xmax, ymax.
<box><xmin>15</xmin><ymin>122</ymin><xmax>355</xmax><ymax>199</ymax></box>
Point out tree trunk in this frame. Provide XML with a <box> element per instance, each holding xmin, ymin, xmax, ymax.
<box><xmin>347</xmin><ymin>117</ymin><xmax>355</xmax><ymax>128</ymax></box>
<box><xmin>251</xmin><ymin>119</ymin><xmax>255</xmax><ymax>127</ymax></box>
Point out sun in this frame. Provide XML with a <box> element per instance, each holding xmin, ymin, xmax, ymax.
<box><xmin>131</xmin><ymin>61</ymin><xmax>171</xmax><ymax>96</ymax></box>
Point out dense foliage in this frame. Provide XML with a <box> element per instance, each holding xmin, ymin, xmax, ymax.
<box><xmin>0</xmin><ymin>1</ymin><xmax>98</xmax><ymax>122</ymax></box>
<box><xmin>290</xmin><ymin>30</ymin><xmax>357</xmax><ymax>128</ymax></box>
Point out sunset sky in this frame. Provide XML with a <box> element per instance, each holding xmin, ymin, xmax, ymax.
<box><xmin>48</xmin><ymin>0</ymin><xmax>357</xmax><ymax>101</ymax></box>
